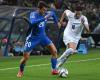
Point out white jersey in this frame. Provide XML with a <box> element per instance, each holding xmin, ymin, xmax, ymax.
<box><xmin>64</xmin><ymin>10</ymin><xmax>88</xmax><ymax>39</ymax></box>
<box><xmin>63</xmin><ymin>10</ymin><xmax>89</xmax><ymax>45</ymax></box>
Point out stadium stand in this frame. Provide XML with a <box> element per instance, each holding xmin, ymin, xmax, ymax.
<box><xmin>0</xmin><ymin>0</ymin><xmax>100</xmax><ymax>56</ymax></box>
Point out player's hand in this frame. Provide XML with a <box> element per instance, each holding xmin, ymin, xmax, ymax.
<box><xmin>58</xmin><ymin>22</ymin><xmax>66</xmax><ymax>29</ymax></box>
<box><xmin>86</xmin><ymin>30</ymin><xmax>90</xmax><ymax>34</ymax></box>
<box><xmin>58</xmin><ymin>22</ymin><xmax>61</xmax><ymax>29</ymax></box>
<box><xmin>44</xmin><ymin>14</ymin><xmax>51</xmax><ymax>20</ymax></box>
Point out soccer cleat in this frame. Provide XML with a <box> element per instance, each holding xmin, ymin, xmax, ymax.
<box><xmin>17</xmin><ymin>71</ymin><xmax>23</xmax><ymax>78</ymax></box>
<box><xmin>52</xmin><ymin>69</ymin><xmax>59</xmax><ymax>75</ymax></box>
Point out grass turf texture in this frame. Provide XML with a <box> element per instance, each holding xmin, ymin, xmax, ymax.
<box><xmin>0</xmin><ymin>48</ymin><xmax>100</xmax><ymax>80</ymax></box>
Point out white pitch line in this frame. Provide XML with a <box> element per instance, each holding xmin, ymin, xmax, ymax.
<box><xmin>0</xmin><ymin>63</ymin><xmax>50</xmax><ymax>71</ymax></box>
<box><xmin>0</xmin><ymin>57</ymin><xmax>100</xmax><ymax>71</ymax></box>
<box><xmin>67</xmin><ymin>57</ymin><xmax>100</xmax><ymax>63</ymax></box>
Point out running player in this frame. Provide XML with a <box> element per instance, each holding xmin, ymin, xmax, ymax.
<box><xmin>17</xmin><ymin>1</ymin><xmax>59</xmax><ymax>77</ymax></box>
<box><xmin>57</xmin><ymin>6</ymin><xmax>90</xmax><ymax>68</ymax></box>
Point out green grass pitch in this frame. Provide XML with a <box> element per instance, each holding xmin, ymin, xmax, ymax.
<box><xmin>0</xmin><ymin>48</ymin><xmax>100</xmax><ymax>80</ymax></box>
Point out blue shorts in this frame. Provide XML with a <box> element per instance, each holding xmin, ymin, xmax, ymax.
<box><xmin>24</xmin><ymin>35</ymin><xmax>52</xmax><ymax>52</ymax></box>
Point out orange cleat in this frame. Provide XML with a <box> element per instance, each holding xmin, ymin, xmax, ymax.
<box><xmin>17</xmin><ymin>71</ymin><xmax>23</xmax><ymax>78</ymax></box>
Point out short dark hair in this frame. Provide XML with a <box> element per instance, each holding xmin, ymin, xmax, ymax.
<box><xmin>75</xmin><ymin>6</ymin><xmax>83</xmax><ymax>11</ymax></box>
<box><xmin>38</xmin><ymin>1</ymin><xmax>48</xmax><ymax>8</ymax></box>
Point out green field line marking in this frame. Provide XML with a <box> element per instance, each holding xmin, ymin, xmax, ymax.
<box><xmin>0</xmin><ymin>57</ymin><xmax>100</xmax><ymax>71</ymax></box>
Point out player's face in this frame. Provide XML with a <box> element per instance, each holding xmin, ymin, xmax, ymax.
<box><xmin>40</xmin><ymin>7</ymin><xmax>47</xmax><ymax>15</ymax></box>
<box><xmin>75</xmin><ymin>11</ymin><xmax>82</xmax><ymax>19</ymax></box>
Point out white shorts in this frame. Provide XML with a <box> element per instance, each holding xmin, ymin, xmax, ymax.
<box><xmin>63</xmin><ymin>34</ymin><xmax>80</xmax><ymax>46</ymax></box>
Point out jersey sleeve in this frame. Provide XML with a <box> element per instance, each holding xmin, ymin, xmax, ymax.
<box><xmin>83</xmin><ymin>16</ymin><xmax>89</xmax><ymax>27</ymax></box>
<box><xmin>47</xmin><ymin>11</ymin><xmax>58</xmax><ymax>24</ymax></box>
<box><xmin>30</xmin><ymin>12</ymin><xmax>45</xmax><ymax>24</ymax></box>
<box><xmin>51</xmin><ymin>11</ymin><xmax>58</xmax><ymax>24</ymax></box>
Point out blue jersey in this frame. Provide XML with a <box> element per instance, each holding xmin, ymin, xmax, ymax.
<box><xmin>29</xmin><ymin>10</ymin><xmax>58</xmax><ymax>36</ymax></box>
<box><xmin>24</xmin><ymin>10</ymin><xmax>58</xmax><ymax>52</ymax></box>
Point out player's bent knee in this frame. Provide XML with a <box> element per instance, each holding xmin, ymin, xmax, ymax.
<box><xmin>25</xmin><ymin>56</ymin><xmax>29</xmax><ymax>60</ymax></box>
<box><xmin>54</xmin><ymin>49</ymin><xmax>57</xmax><ymax>54</ymax></box>
<box><xmin>51</xmin><ymin>50</ymin><xmax>57</xmax><ymax>57</ymax></box>
<box><xmin>49</xmin><ymin>46</ymin><xmax>57</xmax><ymax>54</ymax></box>
<box><xmin>53</xmin><ymin>49</ymin><xmax>57</xmax><ymax>54</ymax></box>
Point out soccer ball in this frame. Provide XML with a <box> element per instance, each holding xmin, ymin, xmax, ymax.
<box><xmin>58</xmin><ymin>68</ymin><xmax>68</xmax><ymax>78</ymax></box>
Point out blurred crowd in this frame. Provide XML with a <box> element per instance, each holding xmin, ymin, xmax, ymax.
<box><xmin>0</xmin><ymin>0</ymin><xmax>100</xmax><ymax>56</ymax></box>
<box><xmin>0</xmin><ymin>0</ymin><xmax>100</xmax><ymax>31</ymax></box>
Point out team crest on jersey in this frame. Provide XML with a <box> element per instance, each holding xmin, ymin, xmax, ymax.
<box><xmin>30</xmin><ymin>12</ymin><xmax>35</xmax><ymax>19</ymax></box>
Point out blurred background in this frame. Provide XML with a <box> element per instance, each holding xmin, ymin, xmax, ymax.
<box><xmin>0</xmin><ymin>0</ymin><xmax>100</xmax><ymax>57</ymax></box>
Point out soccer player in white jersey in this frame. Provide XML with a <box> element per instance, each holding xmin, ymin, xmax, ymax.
<box><xmin>57</xmin><ymin>6</ymin><xmax>90</xmax><ymax>68</ymax></box>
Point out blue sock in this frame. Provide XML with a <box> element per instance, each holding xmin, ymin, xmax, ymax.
<box><xmin>20</xmin><ymin>63</ymin><xmax>25</xmax><ymax>72</ymax></box>
<box><xmin>51</xmin><ymin>58</ymin><xmax>57</xmax><ymax>70</ymax></box>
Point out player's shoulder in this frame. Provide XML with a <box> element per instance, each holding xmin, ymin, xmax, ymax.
<box><xmin>64</xmin><ymin>9</ymin><xmax>72</xmax><ymax>13</ymax></box>
<box><xmin>64</xmin><ymin>9</ymin><xmax>74</xmax><ymax>16</ymax></box>
<box><xmin>47</xmin><ymin>10</ymin><xmax>54</xmax><ymax>15</ymax></box>
<box><xmin>47</xmin><ymin>10</ymin><xmax>56</xmax><ymax>16</ymax></box>
<box><xmin>81</xmin><ymin>15</ymin><xmax>88</xmax><ymax>20</ymax></box>
<box><xmin>81</xmin><ymin>15</ymin><xmax>87</xmax><ymax>19</ymax></box>
<box><xmin>30</xmin><ymin>11</ymin><xmax>39</xmax><ymax>18</ymax></box>
<box><xmin>30</xmin><ymin>11</ymin><xmax>38</xmax><ymax>15</ymax></box>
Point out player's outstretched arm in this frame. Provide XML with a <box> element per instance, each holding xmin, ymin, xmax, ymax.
<box><xmin>85</xmin><ymin>25</ymin><xmax>90</xmax><ymax>33</ymax></box>
<box><xmin>81</xmin><ymin>17</ymin><xmax>90</xmax><ymax>33</ymax></box>
<box><xmin>59</xmin><ymin>11</ymin><xmax>66</xmax><ymax>28</ymax></box>
<box><xmin>51</xmin><ymin>11</ymin><xmax>58</xmax><ymax>24</ymax></box>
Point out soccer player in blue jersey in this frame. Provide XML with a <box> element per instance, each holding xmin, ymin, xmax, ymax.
<box><xmin>17</xmin><ymin>1</ymin><xmax>59</xmax><ymax>77</ymax></box>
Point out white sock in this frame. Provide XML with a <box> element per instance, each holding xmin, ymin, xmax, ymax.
<box><xmin>57</xmin><ymin>48</ymin><xmax>74</xmax><ymax>68</ymax></box>
<box><xmin>58</xmin><ymin>48</ymin><xmax>74</xmax><ymax>60</ymax></box>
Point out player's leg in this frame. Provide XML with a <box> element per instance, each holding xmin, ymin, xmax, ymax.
<box><xmin>17</xmin><ymin>52</ymin><xmax>30</xmax><ymax>77</ymax></box>
<box><xmin>17</xmin><ymin>37</ymin><xmax>40</xmax><ymax>77</ymax></box>
<box><xmin>41</xmin><ymin>36</ymin><xmax>58</xmax><ymax>75</ymax></box>
<box><xmin>47</xmin><ymin>43</ymin><xmax>58</xmax><ymax>75</ymax></box>
<box><xmin>57</xmin><ymin>42</ymin><xmax>77</xmax><ymax>68</ymax></box>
